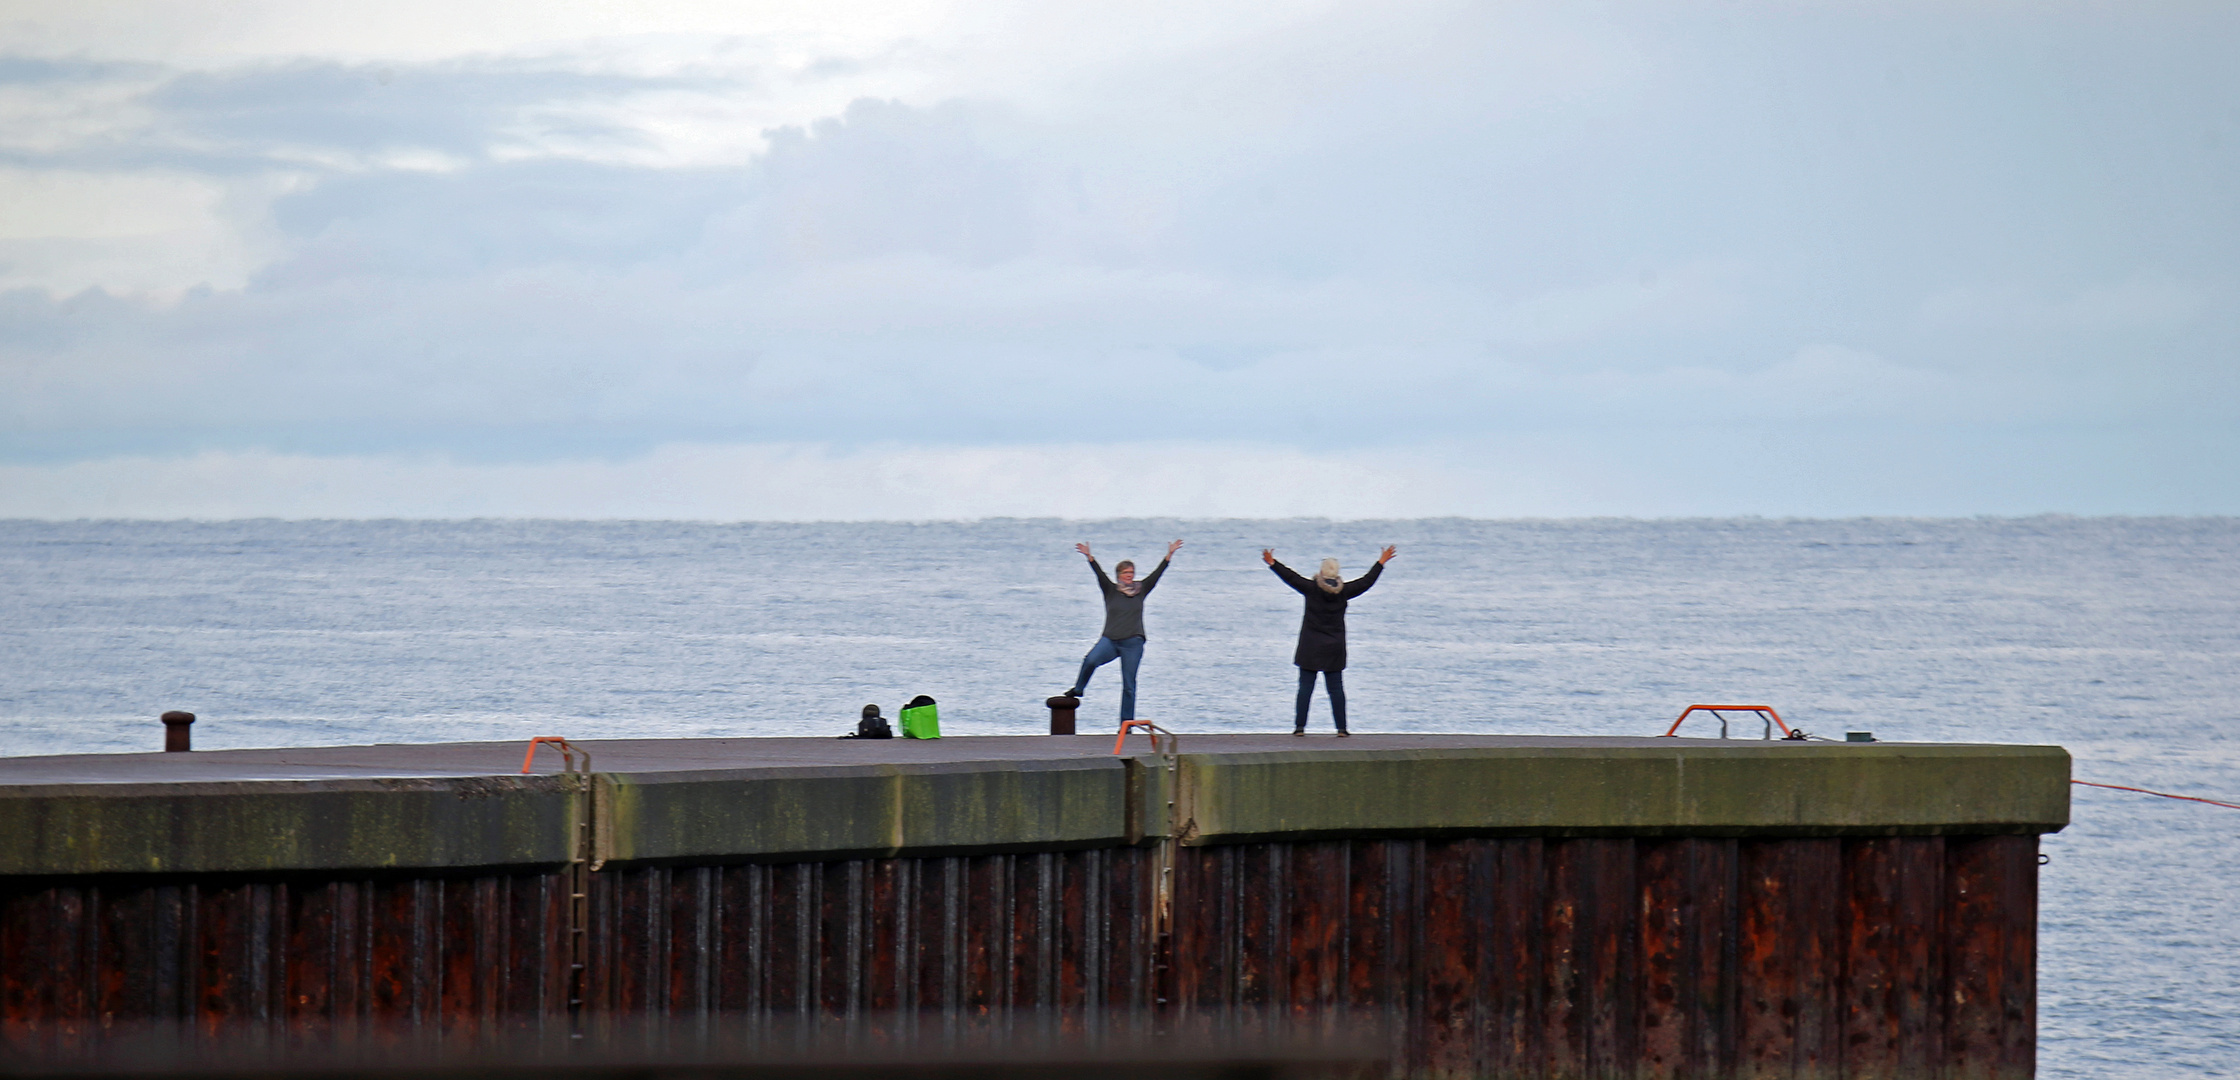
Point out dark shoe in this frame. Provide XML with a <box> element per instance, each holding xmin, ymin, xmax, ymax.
<box><xmin>1336</xmin><ymin>730</ymin><xmax>1350</xmax><ymax>737</ymax></box>
<box><xmin>1291</xmin><ymin>728</ymin><xmax>1305</xmax><ymax>737</ymax></box>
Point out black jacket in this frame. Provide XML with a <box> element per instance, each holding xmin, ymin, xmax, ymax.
<box><xmin>1271</xmin><ymin>561</ymin><xmax>1383</xmax><ymax>671</ymax></box>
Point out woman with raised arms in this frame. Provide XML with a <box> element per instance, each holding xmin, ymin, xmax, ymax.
<box><xmin>1061</xmin><ymin>538</ymin><xmax>1184</xmax><ymax>726</ymax></box>
<box><xmin>1263</xmin><ymin>545</ymin><xmax>1396</xmax><ymax>736</ymax></box>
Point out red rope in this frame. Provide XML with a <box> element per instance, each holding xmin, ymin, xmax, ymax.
<box><xmin>2072</xmin><ymin>779</ymin><xmax>2240</xmax><ymax>811</ymax></box>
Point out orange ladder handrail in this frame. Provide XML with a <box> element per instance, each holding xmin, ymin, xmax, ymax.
<box><xmin>520</xmin><ymin>736</ymin><xmax>592</xmax><ymax>774</ymax></box>
<box><xmin>1662</xmin><ymin>705</ymin><xmax>1793</xmax><ymax>739</ymax></box>
<box><xmin>1112</xmin><ymin>720</ymin><xmax>1179</xmax><ymax>755</ymax></box>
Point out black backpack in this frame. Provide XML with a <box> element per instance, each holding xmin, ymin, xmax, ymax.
<box><xmin>843</xmin><ymin>703</ymin><xmax>894</xmax><ymax>740</ymax></box>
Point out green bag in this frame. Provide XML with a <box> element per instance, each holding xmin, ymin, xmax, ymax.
<box><xmin>899</xmin><ymin>695</ymin><xmax>940</xmax><ymax>739</ymax></box>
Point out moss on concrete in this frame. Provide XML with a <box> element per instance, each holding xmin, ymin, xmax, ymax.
<box><xmin>603</xmin><ymin>758</ymin><xmax>1131</xmax><ymax>863</ymax></box>
<box><xmin>1174</xmin><ymin>744</ymin><xmax>2071</xmax><ymax>844</ymax></box>
<box><xmin>0</xmin><ymin>776</ymin><xmax>580</xmax><ymax>876</ymax></box>
<box><xmin>0</xmin><ymin>741</ymin><xmax>2070</xmax><ymax>876</ymax></box>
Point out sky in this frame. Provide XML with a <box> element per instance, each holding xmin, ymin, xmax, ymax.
<box><xmin>0</xmin><ymin>0</ymin><xmax>2234</xmax><ymax>519</ymax></box>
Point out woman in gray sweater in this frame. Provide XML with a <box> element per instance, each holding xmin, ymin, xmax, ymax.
<box><xmin>1062</xmin><ymin>538</ymin><xmax>1183</xmax><ymax>724</ymax></box>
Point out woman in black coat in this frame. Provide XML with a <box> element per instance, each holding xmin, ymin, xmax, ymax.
<box><xmin>1263</xmin><ymin>545</ymin><xmax>1396</xmax><ymax>736</ymax></box>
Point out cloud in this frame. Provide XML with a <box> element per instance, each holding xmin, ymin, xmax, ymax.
<box><xmin>1745</xmin><ymin>345</ymin><xmax>1953</xmax><ymax>417</ymax></box>
<box><xmin>8</xmin><ymin>422</ymin><xmax>2236</xmax><ymax>520</ymax></box>
<box><xmin>265</xmin><ymin>159</ymin><xmax>746</xmax><ymax>279</ymax></box>
<box><xmin>743</xmin><ymin>99</ymin><xmax>1032</xmax><ymax>267</ymax></box>
<box><xmin>0</xmin><ymin>1</ymin><xmax>972</xmax><ymax>69</ymax></box>
<box><xmin>1484</xmin><ymin>261</ymin><xmax>1748</xmax><ymax>347</ymax></box>
<box><xmin>144</xmin><ymin>62</ymin><xmax>691</xmax><ymax>168</ymax></box>
<box><xmin>0</xmin><ymin>3</ymin><xmax>2235</xmax><ymax>514</ymax></box>
<box><xmin>0</xmin><ymin>442</ymin><xmax>1497</xmax><ymax>520</ymax></box>
<box><xmin>1</xmin><ymin>55</ymin><xmax>751</xmax><ymax>175</ymax></box>
<box><xmin>0</xmin><ymin>166</ymin><xmax>281</xmax><ymax>294</ymax></box>
<box><xmin>1917</xmin><ymin>278</ymin><xmax>2210</xmax><ymax>334</ymax></box>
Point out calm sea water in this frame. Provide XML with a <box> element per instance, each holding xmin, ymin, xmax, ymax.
<box><xmin>2</xmin><ymin>517</ymin><xmax>2235</xmax><ymax>1077</ymax></box>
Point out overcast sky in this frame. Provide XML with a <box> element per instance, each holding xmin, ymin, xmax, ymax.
<box><xmin>1</xmin><ymin>1</ymin><xmax>2234</xmax><ymax>518</ymax></box>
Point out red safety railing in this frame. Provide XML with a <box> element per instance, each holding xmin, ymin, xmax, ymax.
<box><xmin>1662</xmin><ymin>705</ymin><xmax>1795</xmax><ymax>740</ymax></box>
<box><xmin>520</xmin><ymin>736</ymin><xmax>592</xmax><ymax>774</ymax></box>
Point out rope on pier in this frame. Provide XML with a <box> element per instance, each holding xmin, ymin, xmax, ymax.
<box><xmin>2072</xmin><ymin>779</ymin><xmax>2240</xmax><ymax>811</ymax></box>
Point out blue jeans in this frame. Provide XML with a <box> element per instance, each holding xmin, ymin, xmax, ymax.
<box><xmin>1296</xmin><ymin>668</ymin><xmax>1346</xmax><ymax>732</ymax></box>
<box><xmin>1071</xmin><ymin>635</ymin><xmax>1145</xmax><ymax>721</ymax></box>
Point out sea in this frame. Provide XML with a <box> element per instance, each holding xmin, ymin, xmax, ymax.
<box><xmin>2</xmin><ymin>516</ymin><xmax>2234</xmax><ymax>1077</ymax></box>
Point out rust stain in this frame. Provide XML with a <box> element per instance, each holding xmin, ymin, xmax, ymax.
<box><xmin>2</xmin><ymin>836</ymin><xmax>2037</xmax><ymax>1078</ymax></box>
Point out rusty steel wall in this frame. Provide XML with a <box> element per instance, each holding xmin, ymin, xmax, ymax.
<box><xmin>0</xmin><ymin>874</ymin><xmax>577</xmax><ymax>1037</ymax></box>
<box><xmin>0</xmin><ymin>849</ymin><xmax>1161</xmax><ymax>1040</ymax></box>
<box><xmin>590</xmin><ymin>849</ymin><xmax>1162</xmax><ymax>1020</ymax></box>
<box><xmin>2</xmin><ymin>836</ymin><xmax>2035</xmax><ymax>1078</ymax></box>
<box><xmin>1169</xmin><ymin>835</ymin><xmax>2036</xmax><ymax>1080</ymax></box>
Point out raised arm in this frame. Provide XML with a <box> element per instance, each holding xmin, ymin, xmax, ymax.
<box><xmin>1340</xmin><ymin>560</ymin><xmax>1385</xmax><ymax>600</ymax></box>
<box><xmin>1131</xmin><ymin>560</ymin><xmax>1164</xmax><ymax>597</ymax></box>
<box><xmin>1122</xmin><ymin>539</ymin><xmax>1181</xmax><ymax>598</ymax></box>
<box><xmin>1267</xmin><ymin>555</ymin><xmax>1313</xmax><ymax>595</ymax></box>
<box><xmin>1077</xmin><ymin>543</ymin><xmax>1115</xmax><ymax>591</ymax></box>
<box><xmin>1134</xmin><ymin>556</ymin><xmax>1174</xmax><ymax>596</ymax></box>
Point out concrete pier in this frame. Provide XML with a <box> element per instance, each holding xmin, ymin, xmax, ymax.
<box><xmin>0</xmin><ymin>734</ymin><xmax>2068</xmax><ymax>1078</ymax></box>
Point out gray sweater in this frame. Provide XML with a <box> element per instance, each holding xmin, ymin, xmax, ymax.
<box><xmin>1090</xmin><ymin>557</ymin><xmax>1169</xmax><ymax>640</ymax></box>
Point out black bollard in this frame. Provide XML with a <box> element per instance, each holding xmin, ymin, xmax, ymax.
<box><xmin>161</xmin><ymin>711</ymin><xmax>195</xmax><ymax>752</ymax></box>
<box><xmin>1045</xmin><ymin>696</ymin><xmax>1080</xmax><ymax>735</ymax></box>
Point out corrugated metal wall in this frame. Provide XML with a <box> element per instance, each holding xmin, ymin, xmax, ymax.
<box><xmin>594</xmin><ymin>849</ymin><xmax>1161</xmax><ymax>1021</ymax></box>
<box><xmin>1</xmin><ymin>835</ymin><xmax>2036</xmax><ymax>1078</ymax></box>
<box><xmin>1168</xmin><ymin>835</ymin><xmax>2036</xmax><ymax>1080</ymax></box>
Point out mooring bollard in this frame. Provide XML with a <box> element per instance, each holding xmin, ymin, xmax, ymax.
<box><xmin>1045</xmin><ymin>696</ymin><xmax>1080</xmax><ymax>735</ymax></box>
<box><xmin>161</xmin><ymin>711</ymin><xmax>195</xmax><ymax>752</ymax></box>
